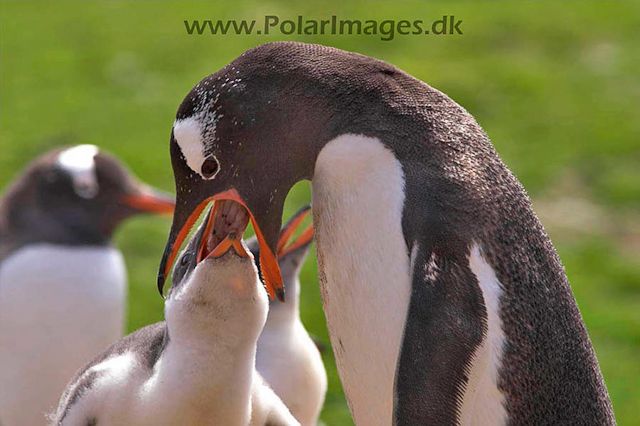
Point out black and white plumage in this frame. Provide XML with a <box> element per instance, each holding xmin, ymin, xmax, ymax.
<box><xmin>0</xmin><ymin>145</ymin><xmax>174</xmax><ymax>426</ymax></box>
<box><xmin>159</xmin><ymin>43</ymin><xmax>615</xmax><ymax>425</ymax></box>
<box><xmin>52</xmin><ymin>205</ymin><xmax>299</xmax><ymax>426</ymax></box>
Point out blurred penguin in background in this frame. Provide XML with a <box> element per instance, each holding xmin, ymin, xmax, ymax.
<box><xmin>0</xmin><ymin>145</ymin><xmax>174</xmax><ymax>426</ymax></box>
<box><xmin>251</xmin><ymin>206</ymin><xmax>327</xmax><ymax>426</ymax></box>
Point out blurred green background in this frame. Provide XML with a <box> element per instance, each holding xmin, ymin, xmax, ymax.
<box><xmin>1</xmin><ymin>1</ymin><xmax>638</xmax><ymax>424</ymax></box>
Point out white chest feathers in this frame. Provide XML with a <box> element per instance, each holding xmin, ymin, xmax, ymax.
<box><xmin>312</xmin><ymin>134</ymin><xmax>412</xmax><ymax>426</ymax></box>
<box><xmin>256</xmin><ymin>307</ymin><xmax>327</xmax><ymax>426</ymax></box>
<box><xmin>0</xmin><ymin>244</ymin><xmax>126</xmax><ymax>426</ymax></box>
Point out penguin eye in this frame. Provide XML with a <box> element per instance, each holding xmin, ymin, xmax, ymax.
<box><xmin>180</xmin><ymin>254</ymin><xmax>191</xmax><ymax>266</ymax></box>
<box><xmin>201</xmin><ymin>155</ymin><xmax>220</xmax><ymax>179</ymax></box>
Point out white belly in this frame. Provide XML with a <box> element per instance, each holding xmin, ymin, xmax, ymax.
<box><xmin>256</xmin><ymin>321</ymin><xmax>327</xmax><ymax>426</ymax></box>
<box><xmin>0</xmin><ymin>244</ymin><xmax>127</xmax><ymax>426</ymax></box>
<box><xmin>312</xmin><ymin>134</ymin><xmax>411</xmax><ymax>426</ymax></box>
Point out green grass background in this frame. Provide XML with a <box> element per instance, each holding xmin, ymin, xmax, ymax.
<box><xmin>1</xmin><ymin>2</ymin><xmax>638</xmax><ymax>424</ymax></box>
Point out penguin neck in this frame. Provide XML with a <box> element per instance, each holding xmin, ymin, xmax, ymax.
<box><xmin>265</xmin><ymin>280</ymin><xmax>300</xmax><ymax>330</ymax></box>
<box><xmin>263</xmin><ymin>248</ymin><xmax>308</xmax><ymax>329</ymax></box>
<box><xmin>163</xmin><ymin>258</ymin><xmax>268</xmax><ymax>364</ymax></box>
<box><xmin>158</xmin><ymin>261</ymin><xmax>266</xmax><ymax>414</ymax></box>
<box><xmin>159</xmin><ymin>329</ymin><xmax>257</xmax><ymax>393</ymax></box>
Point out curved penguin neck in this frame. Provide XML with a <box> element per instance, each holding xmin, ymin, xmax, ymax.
<box><xmin>208</xmin><ymin>43</ymin><xmax>436</xmax><ymax>187</ymax></box>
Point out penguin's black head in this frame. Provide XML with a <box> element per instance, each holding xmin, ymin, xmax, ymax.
<box><xmin>2</xmin><ymin>145</ymin><xmax>175</xmax><ymax>245</ymax></box>
<box><xmin>246</xmin><ymin>205</ymin><xmax>314</xmax><ymax>305</ymax></box>
<box><xmin>157</xmin><ymin>42</ymin><xmax>358</xmax><ymax>300</ymax></box>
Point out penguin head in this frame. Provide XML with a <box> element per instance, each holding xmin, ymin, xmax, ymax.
<box><xmin>3</xmin><ymin>144</ymin><xmax>174</xmax><ymax>245</ymax></box>
<box><xmin>246</xmin><ymin>205</ymin><xmax>314</xmax><ymax>308</ymax></box>
<box><xmin>158</xmin><ymin>43</ymin><xmax>350</xmax><ymax>302</ymax></box>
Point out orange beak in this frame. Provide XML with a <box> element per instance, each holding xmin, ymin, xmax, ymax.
<box><xmin>121</xmin><ymin>186</ymin><xmax>175</xmax><ymax>214</ymax></box>
<box><xmin>197</xmin><ymin>202</ymin><xmax>251</xmax><ymax>261</ymax></box>
<box><xmin>161</xmin><ymin>188</ymin><xmax>284</xmax><ymax>301</ymax></box>
<box><xmin>277</xmin><ymin>206</ymin><xmax>314</xmax><ymax>258</ymax></box>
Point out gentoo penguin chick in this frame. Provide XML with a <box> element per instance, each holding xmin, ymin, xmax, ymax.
<box><xmin>0</xmin><ymin>145</ymin><xmax>174</xmax><ymax>426</ymax></box>
<box><xmin>52</xmin><ymin>203</ymin><xmax>299</xmax><ymax>426</ymax></box>
<box><xmin>249</xmin><ymin>206</ymin><xmax>327</xmax><ymax>426</ymax></box>
<box><xmin>160</xmin><ymin>43</ymin><xmax>615</xmax><ymax>425</ymax></box>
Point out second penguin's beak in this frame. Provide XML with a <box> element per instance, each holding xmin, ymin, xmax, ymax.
<box><xmin>121</xmin><ymin>185</ymin><xmax>175</xmax><ymax>214</ymax></box>
<box><xmin>277</xmin><ymin>205</ymin><xmax>314</xmax><ymax>258</ymax></box>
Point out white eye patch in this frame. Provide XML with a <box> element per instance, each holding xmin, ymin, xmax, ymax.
<box><xmin>173</xmin><ymin>117</ymin><xmax>210</xmax><ymax>179</ymax></box>
<box><xmin>57</xmin><ymin>144</ymin><xmax>100</xmax><ymax>199</ymax></box>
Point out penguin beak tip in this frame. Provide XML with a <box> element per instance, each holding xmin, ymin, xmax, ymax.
<box><xmin>121</xmin><ymin>186</ymin><xmax>175</xmax><ymax>215</ymax></box>
<box><xmin>157</xmin><ymin>274</ymin><xmax>166</xmax><ymax>298</ymax></box>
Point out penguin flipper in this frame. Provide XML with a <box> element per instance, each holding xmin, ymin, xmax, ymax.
<box><xmin>393</xmin><ymin>246</ymin><xmax>486</xmax><ymax>425</ymax></box>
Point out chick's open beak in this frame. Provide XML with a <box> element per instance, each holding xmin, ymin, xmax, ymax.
<box><xmin>197</xmin><ymin>201</ymin><xmax>251</xmax><ymax>261</ymax></box>
<box><xmin>158</xmin><ymin>188</ymin><xmax>284</xmax><ymax>301</ymax></box>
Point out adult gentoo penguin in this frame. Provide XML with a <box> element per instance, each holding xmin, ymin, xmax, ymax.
<box><xmin>53</xmin><ymin>204</ymin><xmax>299</xmax><ymax>426</ymax></box>
<box><xmin>250</xmin><ymin>206</ymin><xmax>327</xmax><ymax>426</ymax></box>
<box><xmin>158</xmin><ymin>43</ymin><xmax>615</xmax><ymax>425</ymax></box>
<box><xmin>0</xmin><ymin>145</ymin><xmax>174</xmax><ymax>426</ymax></box>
